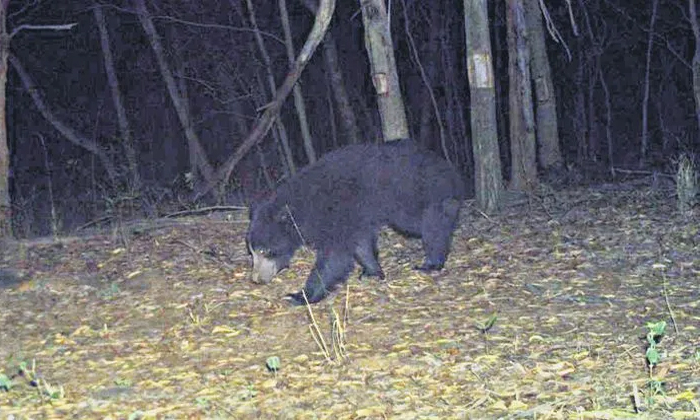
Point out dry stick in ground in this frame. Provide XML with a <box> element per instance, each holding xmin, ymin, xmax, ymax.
<box><xmin>194</xmin><ymin>0</ymin><xmax>336</xmax><ymax>201</ymax></box>
<box><xmin>163</xmin><ymin>206</ymin><xmax>247</xmax><ymax>218</ymax></box>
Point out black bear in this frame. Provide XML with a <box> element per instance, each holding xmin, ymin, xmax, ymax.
<box><xmin>246</xmin><ymin>139</ymin><xmax>465</xmax><ymax>305</ymax></box>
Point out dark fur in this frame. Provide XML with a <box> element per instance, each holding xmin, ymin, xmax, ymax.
<box><xmin>247</xmin><ymin>139</ymin><xmax>465</xmax><ymax>304</ymax></box>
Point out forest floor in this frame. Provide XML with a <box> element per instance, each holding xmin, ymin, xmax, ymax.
<box><xmin>1</xmin><ymin>184</ymin><xmax>699</xmax><ymax>419</ymax></box>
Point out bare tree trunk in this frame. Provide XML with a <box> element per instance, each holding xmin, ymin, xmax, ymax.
<box><xmin>0</xmin><ymin>2</ymin><xmax>10</xmax><ymax>238</ymax></box>
<box><xmin>688</xmin><ymin>0</ymin><xmax>700</xmax><ymax>141</ymax></box>
<box><xmin>243</xmin><ymin>0</ymin><xmax>296</xmax><ymax>174</ymax></box>
<box><xmin>492</xmin><ymin>0</ymin><xmax>508</xmax><ymax>147</ymax></box>
<box><xmin>507</xmin><ymin>0</ymin><xmax>537</xmax><ymax>190</ymax></box>
<box><xmin>360</xmin><ymin>0</ymin><xmax>409</xmax><ymax>141</ymax></box>
<box><xmin>524</xmin><ymin>0</ymin><xmax>561</xmax><ymax>170</ymax></box>
<box><xmin>322</xmin><ymin>33</ymin><xmax>360</xmax><ymax>145</ymax></box>
<box><xmin>464</xmin><ymin>0</ymin><xmax>502</xmax><ymax>213</ymax></box>
<box><xmin>133</xmin><ymin>0</ymin><xmax>214</xmax><ymax>186</ymax></box>
<box><xmin>418</xmin><ymin>5</ymin><xmax>439</xmax><ymax>146</ymax></box>
<box><xmin>9</xmin><ymin>55</ymin><xmax>118</xmax><ymax>181</ymax></box>
<box><xmin>324</xmin><ymin>80</ymin><xmax>339</xmax><ymax>148</ymax></box>
<box><xmin>640</xmin><ymin>0</ymin><xmax>659</xmax><ymax>165</ymax></box>
<box><xmin>599</xmin><ymin>68</ymin><xmax>614</xmax><ymax>177</ymax></box>
<box><xmin>587</xmin><ymin>61</ymin><xmax>597</xmax><ymax>160</ymax></box>
<box><xmin>573</xmin><ymin>40</ymin><xmax>587</xmax><ymax>165</ymax></box>
<box><xmin>280</xmin><ymin>0</ymin><xmax>316</xmax><ymax>164</ymax></box>
<box><xmin>576</xmin><ymin>0</ymin><xmax>593</xmax><ymax>164</ymax></box>
<box><xmin>94</xmin><ymin>4</ymin><xmax>140</xmax><ymax>190</ymax></box>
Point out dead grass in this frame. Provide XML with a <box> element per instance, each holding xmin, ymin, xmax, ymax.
<box><xmin>1</xmin><ymin>186</ymin><xmax>699</xmax><ymax>419</ymax></box>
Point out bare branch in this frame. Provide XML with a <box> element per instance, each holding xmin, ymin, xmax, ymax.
<box><xmin>9</xmin><ymin>54</ymin><xmax>118</xmax><ymax>181</ymax></box>
<box><xmin>538</xmin><ymin>0</ymin><xmax>572</xmax><ymax>61</ymax></box>
<box><xmin>194</xmin><ymin>0</ymin><xmax>336</xmax><ymax>200</ymax></box>
<box><xmin>9</xmin><ymin>23</ymin><xmax>76</xmax><ymax>39</ymax></box>
<box><xmin>154</xmin><ymin>15</ymin><xmax>285</xmax><ymax>46</ymax></box>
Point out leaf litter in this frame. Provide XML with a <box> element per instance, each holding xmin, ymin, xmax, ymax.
<box><xmin>0</xmin><ymin>186</ymin><xmax>699</xmax><ymax>418</ymax></box>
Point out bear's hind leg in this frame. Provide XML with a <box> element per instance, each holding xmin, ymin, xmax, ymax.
<box><xmin>354</xmin><ymin>233</ymin><xmax>385</xmax><ymax>280</ymax></box>
<box><xmin>417</xmin><ymin>199</ymin><xmax>461</xmax><ymax>272</ymax></box>
<box><xmin>287</xmin><ymin>250</ymin><xmax>355</xmax><ymax>305</ymax></box>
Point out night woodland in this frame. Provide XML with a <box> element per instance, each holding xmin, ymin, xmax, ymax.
<box><xmin>0</xmin><ymin>0</ymin><xmax>699</xmax><ymax>417</ymax></box>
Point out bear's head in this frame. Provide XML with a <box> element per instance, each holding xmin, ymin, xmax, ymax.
<box><xmin>246</xmin><ymin>200</ymin><xmax>301</xmax><ymax>284</ymax></box>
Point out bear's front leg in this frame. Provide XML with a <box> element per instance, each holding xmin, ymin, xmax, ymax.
<box><xmin>354</xmin><ymin>233</ymin><xmax>385</xmax><ymax>280</ymax></box>
<box><xmin>286</xmin><ymin>249</ymin><xmax>355</xmax><ymax>305</ymax></box>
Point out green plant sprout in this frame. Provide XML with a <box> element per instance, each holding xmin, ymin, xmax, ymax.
<box><xmin>476</xmin><ymin>314</ymin><xmax>498</xmax><ymax>334</ymax></box>
<box><xmin>644</xmin><ymin>321</ymin><xmax>667</xmax><ymax>403</ymax></box>
<box><xmin>266</xmin><ymin>356</ymin><xmax>281</xmax><ymax>373</ymax></box>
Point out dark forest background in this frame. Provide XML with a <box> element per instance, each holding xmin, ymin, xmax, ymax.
<box><xmin>5</xmin><ymin>0</ymin><xmax>698</xmax><ymax>237</ymax></box>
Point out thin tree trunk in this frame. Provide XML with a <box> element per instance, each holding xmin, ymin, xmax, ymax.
<box><xmin>578</xmin><ymin>0</ymin><xmax>598</xmax><ymax>162</ymax></box>
<box><xmin>280</xmin><ymin>0</ymin><xmax>316</xmax><ymax>164</ymax></box>
<box><xmin>133</xmin><ymin>0</ymin><xmax>214</xmax><ymax>185</ymax></box>
<box><xmin>464</xmin><ymin>0</ymin><xmax>502</xmax><ymax>213</ymax></box>
<box><xmin>640</xmin><ymin>0</ymin><xmax>658</xmax><ymax>165</ymax></box>
<box><xmin>492</xmin><ymin>0</ymin><xmax>508</xmax><ymax>147</ymax></box>
<box><xmin>325</xmin><ymin>79</ymin><xmax>339</xmax><ymax>148</ymax></box>
<box><xmin>574</xmin><ymin>40</ymin><xmax>587</xmax><ymax>165</ymax></box>
<box><xmin>360</xmin><ymin>0</ymin><xmax>409</xmax><ymax>141</ymax></box>
<box><xmin>418</xmin><ymin>5</ymin><xmax>440</xmax><ymax>146</ymax></box>
<box><xmin>507</xmin><ymin>0</ymin><xmax>537</xmax><ymax>190</ymax></box>
<box><xmin>94</xmin><ymin>4</ymin><xmax>140</xmax><ymax>190</ymax></box>
<box><xmin>575</xmin><ymin>1</ymin><xmax>590</xmax><ymax>164</ymax></box>
<box><xmin>689</xmin><ymin>0</ymin><xmax>700</xmax><ymax>142</ymax></box>
<box><xmin>523</xmin><ymin>0</ymin><xmax>562</xmax><ymax>170</ymax></box>
<box><xmin>599</xmin><ymin>67</ymin><xmax>614</xmax><ymax>177</ymax></box>
<box><xmin>322</xmin><ymin>33</ymin><xmax>360</xmax><ymax>145</ymax></box>
<box><xmin>587</xmin><ymin>61</ymin><xmax>597</xmax><ymax>160</ymax></box>
<box><xmin>9</xmin><ymin>55</ymin><xmax>118</xmax><ymax>181</ymax></box>
<box><xmin>0</xmin><ymin>1</ymin><xmax>10</xmax><ymax>238</ymax></box>
<box><xmin>244</xmin><ymin>0</ymin><xmax>296</xmax><ymax>174</ymax></box>
<box><xmin>302</xmin><ymin>0</ymin><xmax>360</xmax><ymax>146</ymax></box>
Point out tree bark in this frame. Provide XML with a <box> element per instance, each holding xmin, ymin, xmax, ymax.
<box><xmin>194</xmin><ymin>0</ymin><xmax>335</xmax><ymax>200</ymax></box>
<box><xmin>322</xmin><ymin>32</ymin><xmax>361</xmax><ymax>145</ymax></box>
<box><xmin>640</xmin><ymin>0</ymin><xmax>659</xmax><ymax>165</ymax></box>
<box><xmin>280</xmin><ymin>0</ymin><xmax>316</xmax><ymax>164</ymax></box>
<box><xmin>599</xmin><ymin>67</ymin><xmax>614</xmax><ymax>176</ymax></box>
<box><xmin>418</xmin><ymin>5</ymin><xmax>439</xmax><ymax>147</ymax></box>
<box><xmin>0</xmin><ymin>2</ymin><xmax>10</xmax><ymax>238</ymax></box>
<box><xmin>689</xmin><ymin>0</ymin><xmax>700</xmax><ymax>143</ymax></box>
<box><xmin>523</xmin><ymin>0</ymin><xmax>562</xmax><ymax>170</ymax></box>
<box><xmin>573</xmin><ymin>15</ymin><xmax>587</xmax><ymax>164</ymax></box>
<box><xmin>360</xmin><ymin>0</ymin><xmax>409</xmax><ymax>141</ymax></box>
<box><xmin>94</xmin><ymin>4</ymin><xmax>140</xmax><ymax>190</ymax></box>
<box><xmin>464</xmin><ymin>0</ymin><xmax>502</xmax><ymax>213</ymax></box>
<box><xmin>133</xmin><ymin>0</ymin><xmax>214</xmax><ymax>185</ymax></box>
<box><xmin>507</xmin><ymin>0</ymin><xmax>537</xmax><ymax>190</ymax></box>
